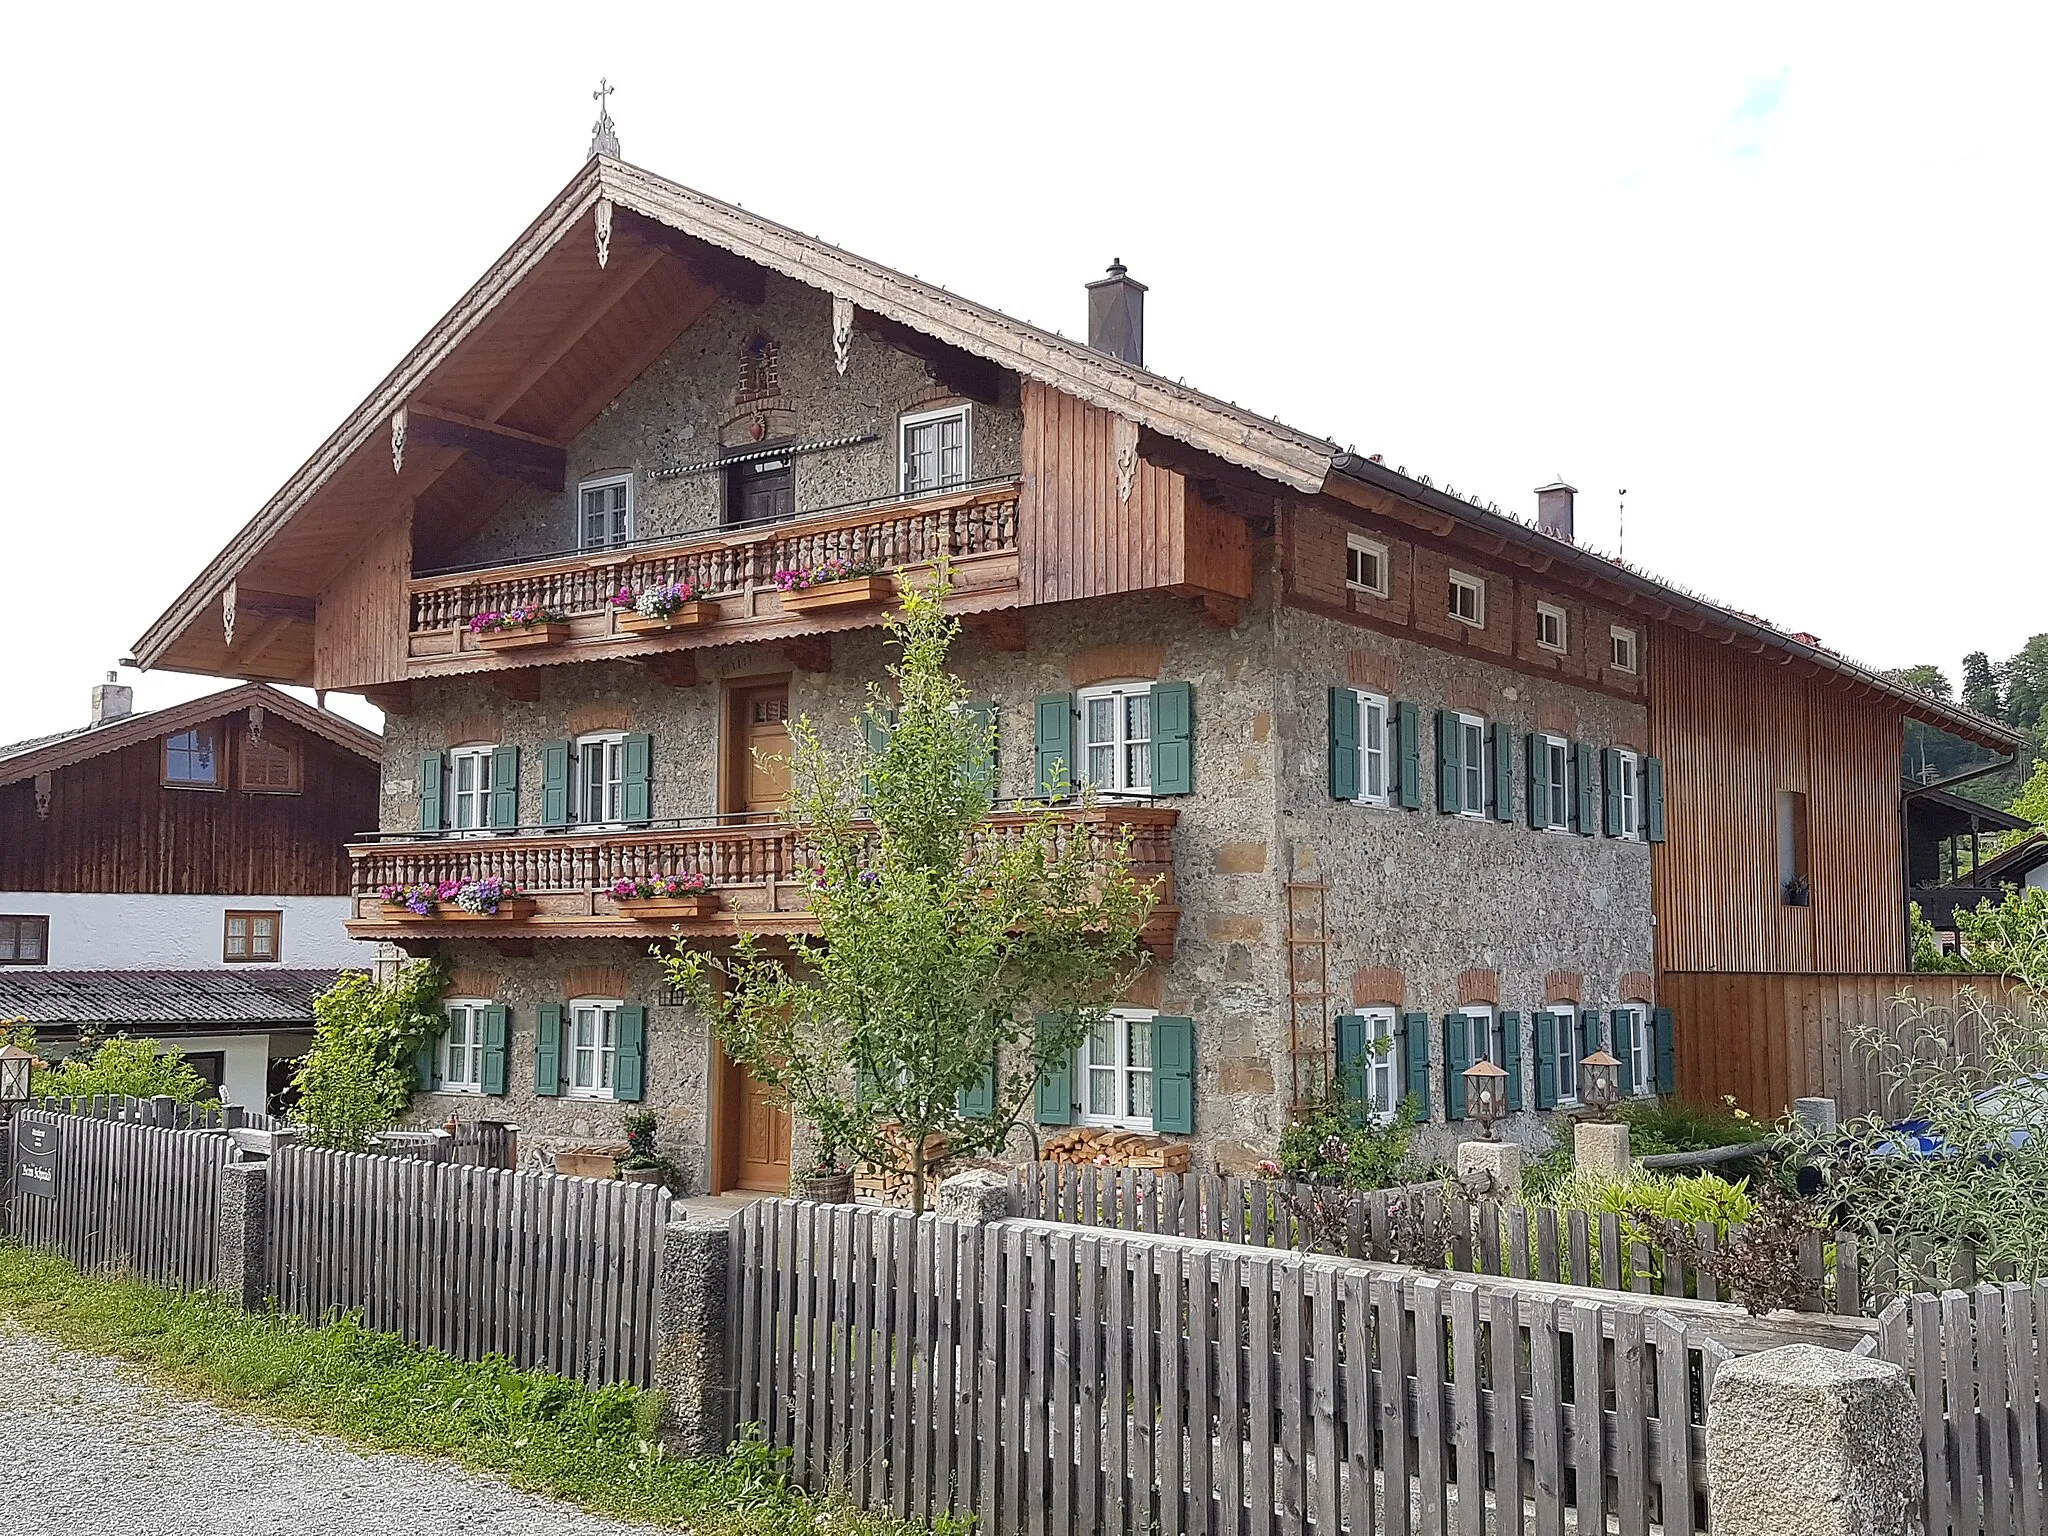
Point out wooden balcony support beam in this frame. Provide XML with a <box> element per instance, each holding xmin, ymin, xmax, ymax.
<box><xmin>394</xmin><ymin>404</ymin><xmax>568</xmax><ymax>492</ymax></box>
<box><xmin>856</xmin><ymin>311</ymin><xmax>1003</xmax><ymax>406</ymax></box>
<box><xmin>359</xmin><ymin>682</ymin><xmax>415</xmax><ymax>716</ymax></box>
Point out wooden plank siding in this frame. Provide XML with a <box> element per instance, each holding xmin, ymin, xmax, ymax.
<box><xmin>1663</xmin><ymin>970</ymin><xmax>2026</xmax><ymax>1119</ymax></box>
<box><xmin>313</xmin><ymin>504</ymin><xmax>412</xmax><ymax>691</ymax></box>
<box><xmin>1016</xmin><ymin>379</ymin><xmax>1250</xmax><ymax>608</ymax></box>
<box><xmin>1649</xmin><ymin>625</ymin><xmax>1909</xmax><ymax>974</ymax></box>
<box><xmin>0</xmin><ymin>719</ymin><xmax>376</xmax><ymax>896</ymax></box>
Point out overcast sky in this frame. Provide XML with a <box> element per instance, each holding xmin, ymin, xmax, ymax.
<box><xmin>3</xmin><ymin>3</ymin><xmax>2042</xmax><ymax>744</ymax></box>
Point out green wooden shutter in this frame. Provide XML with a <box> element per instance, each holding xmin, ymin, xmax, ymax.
<box><xmin>1501</xmin><ymin>1011</ymin><xmax>1523</xmax><ymax>1112</ymax></box>
<box><xmin>1150</xmin><ymin>682</ymin><xmax>1194</xmax><ymax>796</ymax></box>
<box><xmin>1574</xmin><ymin>742</ymin><xmax>1597</xmax><ymax>836</ymax></box>
<box><xmin>1396</xmin><ymin>702</ymin><xmax>1422</xmax><ymax>809</ymax></box>
<box><xmin>1328</xmin><ymin>688</ymin><xmax>1360</xmax><ymax>801</ymax></box>
<box><xmin>1403</xmin><ymin>1012</ymin><xmax>1432</xmax><ymax>1122</ymax></box>
<box><xmin>1654</xmin><ymin>1006</ymin><xmax>1676</xmax><ymax>1095</ymax></box>
<box><xmin>1445</xmin><ymin>1015</ymin><xmax>1471</xmax><ymax>1120</ymax></box>
<box><xmin>1602</xmin><ymin>748</ymin><xmax>1623</xmax><ymax>837</ymax></box>
<box><xmin>1034</xmin><ymin>693</ymin><xmax>1074</xmax><ymax>797</ymax></box>
<box><xmin>1585</xmin><ymin>1007</ymin><xmax>1605</xmax><ymax>1056</ymax></box>
<box><xmin>420</xmin><ymin>753</ymin><xmax>445</xmax><ymax>833</ymax></box>
<box><xmin>541</xmin><ymin>741</ymin><xmax>571</xmax><ymax>829</ymax></box>
<box><xmin>1526</xmin><ymin>733</ymin><xmax>1547</xmax><ymax>830</ymax></box>
<box><xmin>859</xmin><ymin>710</ymin><xmax>892</xmax><ymax>807</ymax></box>
<box><xmin>414</xmin><ymin>1034</ymin><xmax>440</xmax><ymax>1092</ymax></box>
<box><xmin>959</xmin><ymin>1061</ymin><xmax>996</xmax><ymax>1119</ymax></box>
<box><xmin>1334</xmin><ymin>1011</ymin><xmax>1367</xmax><ymax>1121</ymax></box>
<box><xmin>614</xmin><ymin>1006</ymin><xmax>646</xmax><ymax>1101</ymax></box>
<box><xmin>1535</xmin><ymin>1010</ymin><xmax>1559</xmax><ymax>1109</ymax></box>
<box><xmin>1491</xmin><ymin>724</ymin><xmax>1514</xmax><ymax>822</ymax></box>
<box><xmin>481</xmin><ymin>1005</ymin><xmax>509</xmax><ymax>1096</ymax></box>
<box><xmin>621</xmin><ymin>734</ymin><xmax>653</xmax><ymax>826</ymax></box>
<box><xmin>1033</xmin><ymin>1015</ymin><xmax>1073</xmax><ymax>1125</ymax></box>
<box><xmin>489</xmin><ymin>747</ymin><xmax>520</xmax><ymax>831</ymax></box>
<box><xmin>964</xmin><ymin>700</ymin><xmax>996</xmax><ymax>799</ymax></box>
<box><xmin>1436</xmin><ymin>709</ymin><xmax>1462</xmax><ymax>814</ymax></box>
<box><xmin>1612</xmin><ymin>1009</ymin><xmax>1634</xmax><ymax>1094</ymax></box>
<box><xmin>1151</xmin><ymin>1016</ymin><xmax>1194</xmax><ymax>1133</ymax></box>
<box><xmin>534</xmin><ymin>1005</ymin><xmax>563</xmax><ymax>1096</ymax></box>
<box><xmin>1645</xmin><ymin>757</ymin><xmax>1667</xmax><ymax>844</ymax></box>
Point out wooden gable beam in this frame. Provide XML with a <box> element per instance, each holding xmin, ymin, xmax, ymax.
<box><xmin>396</xmin><ymin>405</ymin><xmax>567</xmax><ymax>492</ymax></box>
<box><xmin>857</xmin><ymin>311</ymin><xmax>1003</xmax><ymax>406</ymax></box>
<box><xmin>614</xmin><ymin>209</ymin><xmax>766</xmax><ymax>306</ymax></box>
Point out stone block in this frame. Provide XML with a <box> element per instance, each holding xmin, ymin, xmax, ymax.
<box><xmin>936</xmin><ymin>1168</ymin><xmax>1012</xmax><ymax>1224</ymax></box>
<box><xmin>1456</xmin><ymin>1139</ymin><xmax>1522</xmax><ymax>1202</ymax></box>
<box><xmin>1706</xmin><ymin>1343</ymin><xmax>1919</xmax><ymax>1536</ymax></box>
<box><xmin>1215</xmin><ymin>842</ymin><xmax>1270</xmax><ymax>875</ymax></box>
<box><xmin>1574</xmin><ymin>1120</ymin><xmax>1630</xmax><ymax>1180</ymax></box>
<box><xmin>1204</xmin><ymin>914</ymin><xmax>1264</xmax><ymax>944</ymax></box>
<box><xmin>215</xmin><ymin>1162</ymin><xmax>270</xmax><ymax>1311</ymax></box>
<box><xmin>1218</xmin><ymin>1057</ymin><xmax>1276</xmax><ymax>1096</ymax></box>
<box><xmin>655</xmin><ymin>1215</ymin><xmax>734</xmax><ymax>1458</ymax></box>
<box><xmin>1795</xmin><ymin>1097</ymin><xmax>1839</xmax><ymax>1136</ymax></box>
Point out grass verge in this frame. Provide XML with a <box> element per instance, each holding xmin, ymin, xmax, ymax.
<box><xmin>0</xmin><ymin>1241</ymin><xmax>914</xmax><ymax>1535</ymax></box>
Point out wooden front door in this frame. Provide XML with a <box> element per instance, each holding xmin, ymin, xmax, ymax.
<box><xmin>721</xmin><ymin>1045</ymin><xmax>792</xmax><ymax>1192</ymax></box>
<box><xmin>728</xmin><ymin>682</ymin><xmax>792</xmax><ymax>816</ymax></box>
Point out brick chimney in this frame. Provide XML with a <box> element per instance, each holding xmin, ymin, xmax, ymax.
<box><xmin>1086</xmin><ymin>259</ymin><xmax>1146</xmax><ymax>367</ymax></box>
<box><xmin>90</xmin><ymin>671</ymin><xmax>132</xmax><ymax>726</ymax></box>
<box><xmin>1535</xmin><ymin>481</ymin><xmax>1577</xmax><ymax>543</ymax></box>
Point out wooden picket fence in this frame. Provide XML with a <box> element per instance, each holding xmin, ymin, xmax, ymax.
<box><xmin>42</xmin><ymin>1093</ymin><xmax>280</xmax><ymax>1131</ymax></box>
<box><xmin>729</xmin><ymin>1198</ymin><xmax>1887</xmax><ymax>1536</ymax></box>
<box><xmin>266</xmin><ymin>1141</ymin><xmax>674</xmax><ymax>1388</ymax></box>
<box><xmin>5</xmin><ymin>1106</ymin><xmax>236</xmax><ymax>1290</ymax></box>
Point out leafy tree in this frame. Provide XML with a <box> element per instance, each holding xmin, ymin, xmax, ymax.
<box><xmin>291</xmin><ymin>959</ymin><xmax>450</xmax><ymax>1150</ymax></box>
<box><xmin>1910</xmin><ymin>901</ymin><xmax>1971</xmax><ymax>973</ymax></box>
<box><xmin>1887</xmin><ymin>664</ymin><xmax>1952</xmax><ymax>701</ymax></box>
<box><xmin>2010</xmin><ymin>758</ymin><xmax>2048</xmax><ymax>830</ymax></box>
<box><xmin>1962</xmin><ymin>650</ymin><xmax>2003</xmax><ymax>721</ymax></box>
<box><xmin>1951</xmin><ymin>888</ymin><xmax>2048</xmax><ymax>981</ymax></box>
<box><xmin>664</xmin><ymin>578</ymin><xmax>1155</xmax><ymax>1214</ymax></box>
<box><xmin>2002</xmin><ymin>635</ymin><xmax>2048</xmax><ymax>734</ymax></box>
<box><xmin>33</xmin><ymin>1034</ymin><xmax>214</xmax><ymax>1104</ymax></box>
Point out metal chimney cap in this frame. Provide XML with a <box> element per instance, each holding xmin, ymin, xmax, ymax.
<box><xmin>1534</xmin><ymin>480</ymin><xmax>1579</xmax><ymax>494</ymax></box>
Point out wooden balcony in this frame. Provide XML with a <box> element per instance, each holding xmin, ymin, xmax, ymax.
<box><xmin>405</xmin><ymin>480</ymin><xmax>1022</xmax><ymax>679</ymax></box>
<box><xmin>346</xmin><ymin>804</ymin><xmax>1181</xmax><ymax>952</ymax></box>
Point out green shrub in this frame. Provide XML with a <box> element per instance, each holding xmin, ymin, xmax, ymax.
<box><xmin>1273</xmin><ymin>1070</ymin><xmax>1415</xmax><ymax>1191</ymax></box>
<box><xmin>35</xmin><ymin>1034</ymin><xmax>215</xmax><ymax>1105</ymax></box>
<box><xmin>291</xmin><ymin>959</ymin><xmax>449</xmax><ymax>1150</ymax></box>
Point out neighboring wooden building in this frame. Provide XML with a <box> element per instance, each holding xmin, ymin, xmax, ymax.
<box><xmin>122</xmin><ymin>139</ymin><xmax>2021</xmax><ymax>1173</ymax></box>
<box><xmin>0</xmin><ymin>680</ymin><xmax>380</xmax><ymax>1107</ymax></box>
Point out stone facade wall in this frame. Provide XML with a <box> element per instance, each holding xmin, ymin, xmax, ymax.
<box><xmin>442</xmin><ymin>272</ymin><xmax>1024</xmax><ymax>571</ymax></box>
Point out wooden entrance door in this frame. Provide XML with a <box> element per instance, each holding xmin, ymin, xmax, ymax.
<box><xmin>727</xmin><ymin>682</ymin><xmax>791</xmax><ymax>818</ymax></box>
<box><xmin>720</xmin><ymin>1045</ymin><xmax>792</xmax><ymax>1192</ymax></box>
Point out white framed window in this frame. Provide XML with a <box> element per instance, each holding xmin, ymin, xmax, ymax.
<box><xmin>1458</xmin><ymin>712</ymin><xmax>1489</xmax><ymax>820</ymax></box>
<box><xmin>1345</xmin><ymin>534</ymin><xmax>1390</xmax><ymax>598</ymax></box>
<box><xmin>568</xmin><ymin>997</ymin><xmax>622</xmax><ymax>1099</ymax></box>
<box><xmin>1610</xmin><ymin>626</ymin><xmax>1639</xmax><ymax>674</ymax></box>
<box><xmin>1080</xmin><ymin>1009</ymin><xmax>1155</xmax><ymax>1130</ymax></box>
<box><xmin>1357</xmin><ymin>1006</ymin><xmax>1399</xmax><ymax>1124</ymax></box>
<box><xmin>1539</xmin><ymin>733</ymin><xmax>1571</xmax><ymax>832</ymax></box>
<box><xmin>1536</xmin><ymin>602</ymin><xmax>1569</xmax><ymax>653</ymax></box>
<box><xmin>900</xmin><ymin>404</ymin><xmax>972</xmax><ymax>494</ymax></box>
<box><xmin>573</xmin><ymin>732</ymin><xmax>627</xmax><ymax>827</ymax></box>
<box><xmin>442</xmin><ymin>1000</ymin><xmax>490</xmax><ymax>1094</ymax></box>
<box><xmin>1549</xmin><ymin>1005</ymin><xmax>1584</xmax><ymax>1103</ymax></box>
<box><xmin>1449</xmin><ymin>571</ymin><xmax>1486</xmax><ymax>628</ymax></box>
<box><xmin>1354</xmin><ymin>690</ymin><xmax>1390</xmax><ymax>805</ymax></box>
<box><xmin>449</xmin><ymin>745</ymin><xmax>495</xmax><ymax>833</ymax></box>
<box><xmin>1461</xmin><ymin>1004</ymin><xmax>1505</xmax><ymax>1067</ymax></box>
<box><xmin>1616</xmin><ymin>747</ymin><xmax>1642</xmax><ymax>841</ymax></box>
<box><xmin>1077</xmin><ymin>683</ymin><xmax>1151</xmax><ymax>796</ymax></box>
<box><xmin>1616</xmin><ymin>1004</ymin><xmax>1653</xmax><ymax>1095</ymax></box>
<box><xmin>579</xmin><ymin>474</ymin><xmax>633</xmax><ymax>551</ymax></box>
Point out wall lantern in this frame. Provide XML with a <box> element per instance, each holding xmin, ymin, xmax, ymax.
<box><xmin>0</xmin><ymin>1044</ymin><xmax>36</xmax><ymax>1110</ymax></box>
<box><xmin>1462</xmin><ymin>1056</ymin><xmax>1510</xmax><ymax>1141</ymax></box>
<box><xmin>1579</xmin><ymin>1049</ymin><xmax>1623</xmax><ymax>1120</ymax></box>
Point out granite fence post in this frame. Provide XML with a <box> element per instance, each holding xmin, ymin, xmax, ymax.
<box><xmin>1795</xmin><ymin>1096</ymin><xmax>1840</xmax><ymax>1136</ymax></box>
<box><xmin>1706</xmin><ymin>1342</ymin><xmax>1920</xmax><ymax>1536</ymax></box>
<box><xmin>936</xmin><ymin>1167</ymin><xmax>1013</xmax><ymax>1223</ymax></box>
<box><xmin>655</xmin><ymin>1214</ymin><xmax>734</xmax><ymax>1458</ymax></box>
<box><xmin>215</xmin><ymin>1162</ymin><xmax>270</xmax><ymax>1311</ymax></box>
<box><xmin>1573</xmin><ymin>1120</ymin><xmax>1631</xmax><ymax>1180</ymax></box>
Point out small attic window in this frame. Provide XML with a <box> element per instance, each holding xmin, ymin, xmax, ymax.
<box><xmin>736</xmin><ymin>334</ymin><xmax>780</xmax><ymax>404</ymax></box>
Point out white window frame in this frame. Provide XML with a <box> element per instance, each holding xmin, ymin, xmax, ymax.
<box><xmin>1610</xmin><ymin>625</ymin><xmax>1639</xmax><ymax>674</ymax></box>
<box><xmin>1536</xmin><ymin>601</ymin><xmax>1569</xmax><ymax>653</ymax></box>
<box><xmin>1461</xmin><ymin>1003</ymin><xmax>1504</xmax><ymax>1067</ymax></box>
<box><xmin>1076</xmin><ymin>682</ymin><xmax>1152</xmax><ymax>796</ymax></box>
<box><xmin>567</xmin><ymin>997</ymin><xmax>622</xmax><ymax>1100</ymax></box>
<box><xmin>1345</xmin><ymin>534</ymin><xmax>1390</xmax><ymax>598</ymax></box>
<box><xmin>441</xmin><ymin>999</ymin><xmax>490</xmax><ymax>1094</ymax></box>
<box><xmin>572</xmin><ymin>732</ymin><xmax>628</xmax><ymax>828</ymax></box>
<box><xmin>449</xmin><ymin>745</ymin><xmax>496</xmax><ymax>834</ymax></box>
<box><xmin>1357</xmin><ymin>690</ymin><xmax>1390</xmax><ymax>806</ymax></box>
<box><xmin>1457</xmin><ymin>712</ymin><xmax>1489</xmax><ymax>821</ymax></box>
<box><xmin>1549</xmin><ymin>1005</ymin><xmax>1583</xmax><ymax>1103</ymax></box>
<box><xmin>1539</xmin><ymin>732</ymin><xmax>1571</xmax><ymax>833</ymax></box>
<box><xmin>1449</xmin><ymin>570</ymin><xmax>1486</xmax><ymax>628</ymax></box>
<box><xmin>1078</xmin><ymin>1007</ymin><xmax>1156</xmax><ymax>1131</ymax></box>
<box><xmin>578</xmin><ymin>474</ymin><xmax>633</xmax><ymax>551</ymax></box>
<box><xmin>1358</xmin><ymin>1006</ymin><xmax>1400</xmax><ymax>1125</ymax></box>
<box><xmin>1616</xmin><ymin>747</ymin><xmax>1642</xmax><ymax>841</ymax></box>
<box><xmin>899</xmin><ymin>404</ymin><xmax>973</xmax><ymax>495</ymax></box>
<box><xmin>1616</xmin><ymin>1004</ymin><xmax>1653</xmax><ymax>1095</ymax></box>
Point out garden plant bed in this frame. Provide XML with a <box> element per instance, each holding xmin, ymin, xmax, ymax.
<box><xmin>616</xmin><ymin>601</ymin><xmax>718</xmax><ymax>634</ymax></box>
<box><xmin>778</xmin><ymin>575</ymin><xmax>894</xmax><ymax>615</ymax></box>
<box><xmin>472</xmin><ymin>622</ymin><xmax>570</xmax><ymax>651</ymax></box>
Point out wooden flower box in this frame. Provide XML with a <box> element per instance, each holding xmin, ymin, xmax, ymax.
<box><xmin>615</xmin><ymin>893</ymin><xmax>720</xmax><ymax>921</ymax></box>
<box><xmin>779</xmin><ymin>575</ymin><xmax>894</xmax><ymax>615</ymax></box>
<box><xmin>616</xmin><ymin>601</ymin><xmax>718</xmax><ymax>634</ymax></box>
<box><xmin>555</xmin><ymin>1144</ymin><xmax>627</xmax><ymax>1179</ymax></box>
<box><xmin>474</xmin><ymin>621</ymin><xmax>570</xmax><ymax>652</ymax></box>
<box><xmin>435</xmin><ymin>897</ymin><xmax>538</xmax><ymax>922</ymax></box>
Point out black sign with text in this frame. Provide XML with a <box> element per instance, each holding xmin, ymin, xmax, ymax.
<box><xmin>15</xmin><ymin>1121</ymin><xmax>58</xmax><ymax>1199</ymax></box>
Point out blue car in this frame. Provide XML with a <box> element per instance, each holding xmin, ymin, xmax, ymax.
<box><xmin>1876</xmin><ymin>1073</ymin><xmax>2048</xmax><ymax>1159</ymax></box>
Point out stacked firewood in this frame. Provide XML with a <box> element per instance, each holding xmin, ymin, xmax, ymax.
<box><xmin>1038</xmin><ymin>1127</ymin><xmax>1192</xmax><ymax>1172</ymax></box>
<box><xmin>854</xmin><ymin>1125</ymin><xmax>954</xmax><ymax>1205</ymax></box>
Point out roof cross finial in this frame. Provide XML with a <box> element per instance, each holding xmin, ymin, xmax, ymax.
<box><xmin>589</xmin><ymin>78</ymin><xmax>621</xmax><ymax>160</ymax></box>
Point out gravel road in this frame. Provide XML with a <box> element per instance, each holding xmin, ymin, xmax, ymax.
<box><xmin>0</xmin><ymin>1326</ymin><xmax>668</xmax><ymax>1536</ymax></box>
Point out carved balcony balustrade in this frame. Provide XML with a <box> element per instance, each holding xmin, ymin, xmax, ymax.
<box><xmin>346</xmin><ymin>802</ymin><xmax>1180</xmax><ymax>952</ymax></box>
<box><xmin>405</xmin><ymin>479</ymin><xmax>1022</xmax><ymax>678</ymax></box>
